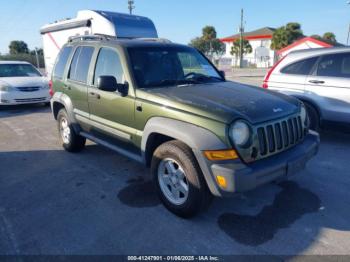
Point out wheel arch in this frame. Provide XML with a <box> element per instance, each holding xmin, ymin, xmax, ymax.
<box><xmin>51</xmin><ymin>92</ymin><xmax>80</xmax><ymax>132</ymax></box>
<box><xmin>141</xmin><ymin>117</ymin><xmax>229</xmax><ymax>197</ymax></box>
<box><xmin>292</xmin><ymin>95</ymin><xmax>323</xmax><ymax>122</ymax></box>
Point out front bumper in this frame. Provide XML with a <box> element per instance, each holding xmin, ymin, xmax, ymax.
<box><xmin>197</xmin><ymin>131</ymin><xmax>320</xmax><ymax>197</ymax></box>
<box><xmin>0</xmin><ymin>90</ymin><xmax>50</xmax><ymax>105</ymax></box>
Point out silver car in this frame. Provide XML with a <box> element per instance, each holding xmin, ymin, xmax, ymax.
<box><xmin>0</xmin><ymin>61</ymin><xmax>50</xmax><ymax>105</ymax></box>
<box><xmin>263</xmin><ymin>47</ymin><xmax>350</xmax><ymax>130</ymax></box>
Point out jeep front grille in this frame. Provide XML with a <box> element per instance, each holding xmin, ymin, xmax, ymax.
<box><xmin>257</xmin><ymin>115</ymin><xmax>304</xmax><ymax>157</ymax></box>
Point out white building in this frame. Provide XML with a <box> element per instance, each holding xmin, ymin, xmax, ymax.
<box><xmin>277</xmin><ymin>37</ymin><xmax>333</xmax><ymax>57</ymax></box>
<box><xmin>220</xmin><ymin>27</ymin><xmax>276</xmax><ymax>68</ymax></box>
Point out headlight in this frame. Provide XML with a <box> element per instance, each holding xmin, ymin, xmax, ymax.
<box><xmin>230</xmin><ymin>120</ymin><xmax>251</xmax><ymax>147</ymax></box>
<box><xmin>0</xmin><ymin>83</ymin><xmax>11</xmax><ymax>92</ymax></box>
<box><xmin>300</xmin><ymin>104</ymin><xmax>308</xmax><ymax>126</ymax></box>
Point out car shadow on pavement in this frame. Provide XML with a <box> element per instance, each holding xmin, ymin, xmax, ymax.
<box><xmin>117</xmin><ymin>176</ymin><xmax>160</xmax><ymax>208</ymax></box>
<box><xmin>217</xmin><ymin>181</ymin><xmax>321</xmax><ymax>246</ymax></box>
<box><xmin>0</xmin><ymin>104</ymin><xmax>50</xmax><ymax>119</ymax></box>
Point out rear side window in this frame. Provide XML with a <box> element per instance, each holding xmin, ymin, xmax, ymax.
<box><xmin>53</xmin><ymin>46</ymin><xmax>72</xmax><ymax>79</ymax></box>
<box><xmin>281</xmin><ymin>56</ymin><xmax>318</xmax><ymax>75</ymax></box>
<box><xmin>68</xmin><ymin>46</ymin><xmax>94</xmax><ymax>83</ymax></box>
<box><xmin>93</xmin><ymin>48</ymin><xmax>124</xmax><ymax>85</ymax></box>
<box><xmin>317</xmin><ymin>53</ymin><xmax>350</xmax><ymax>78</ymax></box>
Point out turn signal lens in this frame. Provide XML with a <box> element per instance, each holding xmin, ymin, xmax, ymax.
<box><xmin>49</xmin><ymin>80</ymin><xmax>54</xmax><ymax>97</ymax></box>
<box><xmin>216</xmin><ymin>176</ymin><xmax>227</xmax><ymax>188</ymax></box>
<box><xmin>204</xmin><ymin>149</ymin><xmax>238</xmax><ymax>161</ymax></box>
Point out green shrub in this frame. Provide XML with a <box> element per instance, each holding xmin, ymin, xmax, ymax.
<box><xmin>0</xmin><ymin>53</ymin><xmax>45</xmax><ymax>68</ymax></box>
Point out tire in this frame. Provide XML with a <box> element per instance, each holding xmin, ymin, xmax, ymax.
<box><xmin>304</xmin><ymin>102</ymin><xmax>320</xmax><ymax>132</ymax></box>
<box><xmin>151</xmin><ymin>140</ymin><xmax>213</xmax><ymax>218</ymax></box>
<box><xmin>57</xmin><ymin>108</ymin><xmax>86</xmax><ymax>152</ymax></box>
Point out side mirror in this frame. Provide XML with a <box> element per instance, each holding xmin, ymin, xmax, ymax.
<box><xmin>219</xmin><ymin>70</ymin><xmax>226</xmax><ymax>80</ymax></box>
<box><xmin>97</xmin><ymin>76</ymin><xmax>118</xmax><ymax>92</ymax></box>
<box><xmin>97</xmin><ymin>75</ymin><xmax>129</xmax><ymax>96</ymax></box>
<box><xmin>117</xmin><ymin>82</ymin><xmax>129</xmax><ymax>97</ymax></box>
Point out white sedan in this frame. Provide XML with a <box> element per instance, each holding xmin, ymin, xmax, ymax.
<box><xmin>0</xmin><ymin>61</ymin><xmax>50</xmax><ymax>105</ymax></box>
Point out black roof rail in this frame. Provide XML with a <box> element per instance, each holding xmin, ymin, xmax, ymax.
<box><xmin>68</xmin><ymin>34</ymin><xmax>116</xmax><ymax>43</ymax></box>
<box><xmin>67</xmin><ymin>35</ymin><xmax>172</xmax><ymax>44</ymax></box>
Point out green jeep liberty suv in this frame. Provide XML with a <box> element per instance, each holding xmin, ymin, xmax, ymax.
<box><xmin>50</xmin><ymin>35</ymin><xmax>319</xmax><ymax>217</ymax></box>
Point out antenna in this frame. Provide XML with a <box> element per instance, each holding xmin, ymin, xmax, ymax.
<box><xmin>128</xmin><ymin>0</ymin><xmax>135</xmax><ymax>15</ymax></box>
<box><xmin>239</xmin><ymin>9</ymin><xmax>245</xmax><ymax>68</ymax></box>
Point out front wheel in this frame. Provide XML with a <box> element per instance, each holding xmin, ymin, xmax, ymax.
<box><xmin>151</xmin><ymin>140</ymin><xmax>212</xmax><ymax>218</ymax></box>
<box><xmin>57</xmin><ymin>109</ymin><xmax>86</xmax><ymax>152</ymax></box>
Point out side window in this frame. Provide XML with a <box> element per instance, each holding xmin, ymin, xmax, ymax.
<box><xmin>53</xmin><ymin>46</ymin><xmax>72</xmax><ymax>79</ymax></box>
<box><xmin>317</xmin><ymin>53</ymin><xmax>350</xmax><ymax>78</ymax></box>
<box><xmin>94</xmin><ymin>48</ymin><xmax>124</xmax><ymax>85</ymax></box>
<box><xmin>68</xmin><ymin>46</ymin><xmax>94</xmax><ymax>83</ymax></box>
<box><xmin>281</xmin><ymin>57</ymin><xmax>318</xmax><ymax>75</ymax></box>
<box><xmin>342</xmin><ymin>55</ymin><xmax>350</xmax><ymax>76</ymax></box>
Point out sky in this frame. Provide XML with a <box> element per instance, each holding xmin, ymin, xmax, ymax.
<box><xmin>0</xmin><ymin>0</ymin><xmax>349</xmax><ymax>54</ymax></box>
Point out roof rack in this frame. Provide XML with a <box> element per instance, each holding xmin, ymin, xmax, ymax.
<box><xmin>68</xmin><ymin>34</ymin><xmax>116</xmax><ymax>42</ymax></box>
<box><xmin>68</xmin><ymin>35</ymin><xmax>171</xmax><ymax>44</ymax></box>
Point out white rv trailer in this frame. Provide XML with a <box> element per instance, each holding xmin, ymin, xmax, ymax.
<box><xmin>40</xmin><ymin>10</ymin><xmax>158</xmax><ymax>76</ymax></box>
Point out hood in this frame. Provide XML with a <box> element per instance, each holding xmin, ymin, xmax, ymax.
<box><xmin>0</xmin><ymin>76</ymin><xmax>48</xmax><ymax>88</ymax></box>
<box><xmin>139</xmin><ymin>81</ymin><xmax>300</xmax><ymax>124</ymax></box>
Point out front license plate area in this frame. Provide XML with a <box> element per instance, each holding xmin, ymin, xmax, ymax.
<box><xmin>287</xmin><ymin>158</ymin><xmax>307</xmax><ymax>176</ymax></box>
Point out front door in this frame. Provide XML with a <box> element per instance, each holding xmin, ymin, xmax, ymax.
<box><xmin>305</xmin><ymin>52</ymin><xmax>350</xmax><ymax>124</ymax></box>
<box><xmin>87</xmin><ymin>47</ymin><xmax>136</xmax><ymax>146</ymax></box>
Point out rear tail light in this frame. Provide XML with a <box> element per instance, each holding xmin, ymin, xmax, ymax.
<box><xmin>262</xmin><ymin>55</ymin><xmax>287</xmax><ymax>89</ymax></box>
<box><xmin>49</xmin><ymin>80</ymin><xmax>54</xmax><ymax>96</ymax></box>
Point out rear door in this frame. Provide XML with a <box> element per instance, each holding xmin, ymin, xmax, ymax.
<box><xmin>66</xmin><ymin>46</ymin><xmax>95</xmax><ymax>119</ymax></box>
<box><xmin>269</xmin><ymin>56</ymin><xmax>318</xmax><ymax>92</ymax></box>
<box><xmin>305</xmin><ymin>52</ymin><xmax>350</xmax><ymax>123</ymax></box>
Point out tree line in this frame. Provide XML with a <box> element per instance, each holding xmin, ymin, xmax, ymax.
<box><xmin>0</xmin><ymin>40</ymin><xmax>45</xmax><ymax>68</ymax></box>
<box><xmin>190</xmin><ymin>22</ymin><xmax>338</xmax><ymax>64</ymax></box>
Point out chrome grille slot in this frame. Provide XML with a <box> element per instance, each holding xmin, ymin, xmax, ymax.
<box><xmin>275</xmin><ymin>123</ymin><xmax>283</xmax><ymax>150</ymax></box>
<box><xmin>282</xmin><ymin>121</ymin><xmax>289</xmax><ymax>147</ymax></box>
<box><xmin>266</xmin><ymin>125</ymin><xmax>275</xmax><ymax>153</ymax></box>
<box><xmin>288</xmin><ymin>119</ymin><xmax>294</xmax><ymax>144</ymax></box>
<box><xmin>297</xmin><ymin>117</ymin><xmax>303</xmax><ymax>139</ymax></box>
<box><xmin>257</xmin><ymin>127</ymin><xmax>267</xmax><ymax>156</ymax></box>
<box><xmin>293</xmin><ymin>118</ymin><xmax>299</xmax><ymax>143</ymax></box>
<box><xmin>256</xmin><ymin>114</ymin><xmax>305</xmax><ymax>159</ymax></box>
<box><xmin>14</xmin><ymin>97</ymin><xmax>46</xmax><ymax>102</ymax></box>
<box><xmin>16</xmin><ymin>86</ymin><xmax>40</xmax><ymax>92</ymax></box>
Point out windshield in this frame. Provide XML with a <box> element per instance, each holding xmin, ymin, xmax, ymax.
<box><xmin>0</xmin><ymin>64</ymin><xmax>42</xmax><ymax>78</ymax></box>
<box><xmin>128</xmin><ymin>46</ymin><xmax>224</xmax><ymax>88</ymax></box>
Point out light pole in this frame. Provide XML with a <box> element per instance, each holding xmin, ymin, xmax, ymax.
<box><xmin>128</xmin><ymin>0</ymin><xmax>135</xmax><ymax>15</ymax></box>
<box><xmin>347</xmin><ymin>1</ymin><xmax>350</xmax><ymax>45</ymax></box>
<box><xmin>34</xmin><ymin>47</ymin><xmax>40</xmax><ymax>68</ymax></box>
<box><xmin>239</xmin><ymin>9</ymin><xmax>244</xmax><ymax>68</ymax></box>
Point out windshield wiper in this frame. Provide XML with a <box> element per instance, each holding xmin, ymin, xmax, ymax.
<box><xmin>186</xmin><ymin>73</ymin><xmax>223</xmax><ymax>83</ymax></box>
<box><xmin>155</xmin><ymin>79</ymin><xmax>201</xmax><ymax>87</ymax></box>
<box><xmin>149</xmin><ymin>79</ymin><xmax>179</xmax><ymax>87</ymax></box>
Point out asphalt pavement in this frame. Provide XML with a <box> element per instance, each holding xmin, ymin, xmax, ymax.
<box><xmin>0</xmin><ymin>102</ymin><xmax>349</xmax><ymax>256</ymax></box>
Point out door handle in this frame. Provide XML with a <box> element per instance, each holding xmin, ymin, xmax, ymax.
<box><xmin>89</xmin><ymin>92</ymin><xmax>100</xmax><ymax>99</ymax></box>
<box><xmin>308</xmin><ymin>80</ymin><xmax>325</xmax><ymax>84</ymax></box>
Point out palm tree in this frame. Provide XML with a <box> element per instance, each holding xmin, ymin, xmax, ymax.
<box><xmin>271</xmin><ymin>23</ymin><xmax>304</xmax><ymax>50</ymax></box>
<box><xmin>230</xmin><ymin>39</ymin><xmax>252</xmax><ymax>67</ymax></box>
<box><xmin>322</xmin><ymin>32</ymin><xmax>337</xmax><ymax>44</ymax></box>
